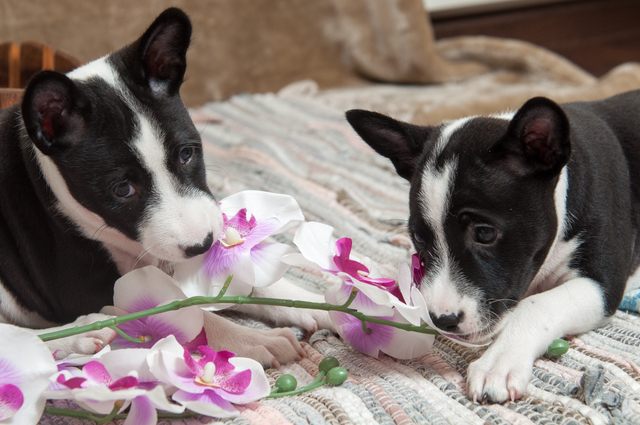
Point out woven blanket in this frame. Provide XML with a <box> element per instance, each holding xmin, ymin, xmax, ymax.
<box><xmin>40</xmin><ymin>93</ymin><xmax>640</xmax><ymax>425</ymax></box>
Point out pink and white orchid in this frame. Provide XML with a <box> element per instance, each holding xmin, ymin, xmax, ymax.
<box><xmin>148</xmin><ymin>335</ymin><xmax>270</xmax><ymax>418</ymax></box>
<box><xmin>0</xmin><ymin>324</ymin><xmax>57</xmax><ymax>425</ymax></box>
<box><xmin>100</xmin><ymin>266</ymin><xmax>204</xmax><ymax>350</ymax></box>
<box><xmin>326</xmin><ymin>283</ymin><xmax>434</xmax><ymax>360</ymax></box>
<box><xmin>174</xmin><ymin>190</ymin><xmax>304</xmax><ymax>303</ymax></box>
<box><xmin>282</xmin><ymin>222</ymin><xmax>402</xmax><ymax>317</ymax></box>
<box><xmin>47</xmin><ymin>347</ymin><xmax>183</xmax><ymax>425</ymax></box>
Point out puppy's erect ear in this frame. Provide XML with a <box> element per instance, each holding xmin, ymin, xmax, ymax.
<box><xmin>137</xmin><ymin>7</ymin><xmax>192</xmax><ymax>95</ymax></box>
<box><xmin>21</xmin><ymin>71</ymin><xmax>89</xmax><ymax>155</ymax></box>
<box><xmin>491</xmin><ymin>97</ymin><xmax>570</xmax><ymax>177</ymax></box>
<box><xmin>346</xmin><ymin>109</ymin><xmax>430</xmax><ymax>181</ymax></box>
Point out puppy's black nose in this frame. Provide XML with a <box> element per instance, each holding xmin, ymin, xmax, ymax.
<box><xmin>430</xmin><ymin>313</ymin><xmax>461</xmax><ymax>332</ymax></box>
<box><xmin>184</xmin><ymin>232</ymin><xmax>214</xmax><ymax>258</ymax></box>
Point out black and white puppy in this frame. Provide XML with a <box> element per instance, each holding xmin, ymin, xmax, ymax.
<box><xmin>346</xmin><ymin>91</ymin><xmax>640</xmax><ymax>402</ymax></box>
<box><xmin>0</xmin><ymin>8</ymin><xmax>320</xmax><ymax>365</ymax></box>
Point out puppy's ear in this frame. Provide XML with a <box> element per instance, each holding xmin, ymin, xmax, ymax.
<box><xmin>137</xmin><ymin>7</ymin><xmax>192</xmax><ymax>96</ymax></box>
<box><xmin>491</xmin><ymin>97</ymin><xmax>570</xmax><ymax>177</ymax></box>
<box><xmin>346</xmin><ymin>110</ymin><xmax>430</xmax><ymax>180</ymax></box>
<box><xmin>21</xmin><ymin>71</ymin><xmax>89</xmax><ymax>155</ymax></box>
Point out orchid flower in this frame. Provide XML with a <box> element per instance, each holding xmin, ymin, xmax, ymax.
<box><xmin>0</xmin><ymin>324</ymin><xmax>57</xmax><ymax>425</ymax></box>
<box><xmin>174</xmin><ymin>190</ymin><xmax>304</xmax><ymax>303</ymax></box>
<box><xmin>148</xmin><ymin>335</ymin><xmax>270</xmax><ymax>417</ymax></box>
<box><xmin>282</xmin><ymin>222</ymin><xmax>400</xmax><ymax>316</ymax></box>
<box><xmin>326</xmin><ymin>280</ymin><xmax>434</xmax><ymax>360</ymax></box>
<box><xmin>100</xmin><ymin>266</ymin><xmax>204</xmax><ymax>350</ymax></box>
<box><xmin>47</xmin><ymin>348</ymin><xmax>183</xmax><ymax>425</ymax></box>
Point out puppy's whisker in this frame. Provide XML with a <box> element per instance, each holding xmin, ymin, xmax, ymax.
<box><xmin>131</xmin><ymin>245</ymin><xmax>157</xmax><ymax>271</ymax></box>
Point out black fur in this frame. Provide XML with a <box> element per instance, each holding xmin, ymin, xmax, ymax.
<box><xmin>0</xmin><ymin>8</ymin><xmax>213</xmax><ymax>325</ymax></box>
<box><xmin>347</xmin><ymin>91</ymin><xmax>640</xmax><ymax>329</ymax></box>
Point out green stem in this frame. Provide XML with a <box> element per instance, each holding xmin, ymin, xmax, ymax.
<box><xmin>38</xmin><ymin>280</ymin><xmax>439</xmax><ymax>342</ymax></box>
<box><xmin>109</xmin><ymin>326</ymin><xmax>147</xmax><ymax>344</ymax></box>
<box><xmin>43</xmin><ymin>406</ymin><xmax>199</xmax><ymax>421</ymax></box>
<box><xmin>44</xmin><ymin>402</ymin><xmax>121</xmax><ymax>423</ymax></box>
<box><xmin>266</xmin><ymin>371</ymin><xmax>327</xmax><ymax>398</ymax></box>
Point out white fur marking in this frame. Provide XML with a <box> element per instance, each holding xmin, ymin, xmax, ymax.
<box><xmin>435</xmin><ymin>117</ymin><xmax>474</xmax><ymax>157</ymax></box>
<box><xmin>417</xmin><ymin>158</ymin><xmax>481</xmax><ymax>331</ymax></box>
<box><xmin>67</xmin><ymin>56</ymin><xmax>119</xmax><ymax>88</ymax></box>
<box><xmin>134</xmin><ymin>112</ymin><xmax>222</xmax><ymax>261</ymax></box>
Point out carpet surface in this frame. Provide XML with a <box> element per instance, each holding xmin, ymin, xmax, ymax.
<box><xmin>40</xmin><ymin>92</ymin><xmax>640</xmax><ymax>425</ymax></box>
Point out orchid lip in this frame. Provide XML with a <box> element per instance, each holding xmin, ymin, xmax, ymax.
<box><xmin>220</xmin><ymin>239</ymin><xmax>245</xmax><ymax>248</ymax></box>
<box><xmin>220</xmin><ymin>226</ymin><xmax>246</xmax><ymax>248</ymax></box>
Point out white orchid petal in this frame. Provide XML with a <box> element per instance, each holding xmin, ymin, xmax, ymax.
<box><xmin>225</xmin><ymin>252</ymin><xmax>257</xmax><ymax>288</ymax></box>
<box><xmin>390</xmin><ymin>302</ymin><xmax>423</xmax><ymax>327</ymax></box>
<box><xmin>113</xmin><ymin>267</ymin><xmax>187</xmax><ymax>312</ymax></box>
<box><xmin>280</xmin><ymin>252</ymin><xmax>322</xmax><ymax>270</ymax></box>
<box><xmin>173</xmin><ymin>254</ymin><xmax>226</xmax><ymax>298</ymax></box>
<box><xmin>250</xmin><ymin>243</ymin><xmax>295</xmax><ymax>287</ymax></box>
<box><xmin>172</xmin><ymin>391</ymin><xmax>239</xmax><ymax>418</ymax></box>
<box><xmin>97</xmin><ymin>348</ymin><xmax>155</xmax><ymax>383</ymax></box>
<box><xmin>397</xmin><ymin>261</ymin><xmax>413</xmax><ymax>306</ymax></box>
<box><xmin>220</xmin><ymin>190</ymin><xmax>304</xmax><ymax>234</ymax></box>
<box><xmin>380</xmin><ymin>313</ymin><xmax>435</xmax><ymax>359</ymax></box>
<box><xmin>292</xmin><ymin>222</ymin><xmax>337</xmax><ymax>271</ymax></box>
<box><xmin>147</xmin><ymin>336</ymin><xmax>199</xmax><ymax>394</ymax></box>
<box><xmin>123</xmin><ymin>396</ymin><xmax>157</xmax><ymax>425</ymax></box>
<box><xmin>223</xmin><ymin>357</ymin><xmax>271</xmax><ymax>403</ymax></box>
<box><xmin>324</xmin><ymin>282</ymin><xmax>351</xmax><ymax>305</ymax></box>
<box><xmin>73</xmin><ymin>386</ymin><xmax>145</xmax><ymax>406</ymax></box>
<box><xmin>140</xmin><ymin>386</ymin><xmax>185</xmax><ymax>414</ymax></box>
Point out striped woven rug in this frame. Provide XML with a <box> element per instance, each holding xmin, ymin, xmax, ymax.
<box><xmin>41</xmin><ymin>92</ymin><xmax>640</xmax><ymax>425</ymax></box>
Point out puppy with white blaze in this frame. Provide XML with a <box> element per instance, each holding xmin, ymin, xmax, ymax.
<box><xmin>346</xmin><ymin>91</ymin><xmax>640</xmax><ymax>402</ymax></box>
<box><xmin>0</xmin><ymin>8</ymin><xmax>327</xmax><ymax>365</ymax></box>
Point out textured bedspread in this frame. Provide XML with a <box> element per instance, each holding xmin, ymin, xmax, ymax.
<box><xmin>41</xmin><ymin>92</ymin><xmax>640</xmax><ymax>425</ymax></box>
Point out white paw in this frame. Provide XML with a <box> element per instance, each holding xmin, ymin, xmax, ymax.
<box><xmin>43</xmin><ymin>313</ymin><xmax>116</xmax><ymax>360</ymax></box>
<box><xmin>254</xmin><ymin>306</ymin><xmax>335</xmax><ymax>334</ymax></box>
<box><xmin>467</xmin><ymin>348</ymin><xmax>532</xmax><ymax>403</ymax></box>
<box><xmin>202</xmin><ymin>311</ymin><xmax>306</xmax><ymax>368</ymax></box>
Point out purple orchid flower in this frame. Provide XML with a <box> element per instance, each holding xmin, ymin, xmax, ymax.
<box><xmin>282</xmin><ymin>222</ymin><xmax>399</xmax><ymax>316</ymax></box>
<box><xmin>148</xmin><ymin>335</ymin><xmax>270</xmax><ymax>418</ymax></box>
<box><xmin>0</xmin><ymin>324</ymin><xmax>57</xmax><ymax>424</ymax></box>
<box><xmin>173</xmin><ymin>190</ymin><xmax>304</xmax><ymax>302</ymax></box>
<box><xmin>47</xmin><ymin>348</ymin><xmax>183</xmax><ymax>425</ymax></box>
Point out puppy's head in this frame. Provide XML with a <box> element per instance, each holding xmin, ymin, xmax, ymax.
<box><xmin>21</xmin><ymin>8</ymin><xmax>222</xmax><ymax>263</ymax></box>
<box><xmin>347</xmin><ymin>99</ymin><xmax>571</xmax><ymax>342</ymax></box>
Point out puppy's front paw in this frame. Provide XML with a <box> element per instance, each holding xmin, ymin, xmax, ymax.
<box><xmin>263</xmin><ymin>307</ymin><xmax>334</xmax><ymax>334</ymax></box>
<box><xmin>43</xmin><ymin>313</ymin><xmax>117</xmax><ymax>360</ymax></box>
<box><xmin>203</xmin><ymin>311</ymin><xmax>306</xmax><ymax>368</ymax></box>
<box><xmin>467</xmin><ymin>348</ymin><xmax>533</xmax><ymax>403</ymax></box>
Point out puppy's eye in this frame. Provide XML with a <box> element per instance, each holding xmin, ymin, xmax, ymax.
<box><xmin>474</xmin><ymin>225</ymin><xmax>498</xmax><ymax>244</ymax></box>
<box><xmin>413</xmin><ymin>233</ymin><xmax>425</xmax><ymax>247</ymax></box>
<box><xmin>113</xmin><ymin>181</ymin><xmax>135</xmax><ymax>199</ymax></box>
<box><xmin>179</xmin><ymin>147</ymin><xmax>194</xmax><ymax>164</ymax></box>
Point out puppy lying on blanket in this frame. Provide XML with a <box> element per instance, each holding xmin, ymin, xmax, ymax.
<box><xmin>0</xmin><ymin>8</ymin><xmax>327</xmax><ymax>365</ymax></box>
<box><xmin>346</xmin><ymin>92</ymin><xmax>640</xmax><ymax>402</ymax></box>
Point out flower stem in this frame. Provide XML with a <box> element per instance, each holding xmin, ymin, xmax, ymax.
<box><xmin>39</xmin><ymin>289</ymin><xmax>439</xmax><ymax>342</ymax></box>
<box><xmin>109</xmin><ymin>326</ymin><xmax>147</xmax><ymax>344</ymax></box>
<box><xmin>44</xmin><ymin>402</ymin><xmax>121</xmax><ymax>423</ymax></box>
<box><xmin>43</xmin><ymin>406</ymin><xmax>199</xmax><ymax>421</ymax></box>
<box><xmin>266</xmin><ymin>371</ymin><xmax>327</xmax><ymax>398</ymax></box>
